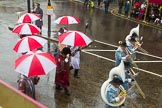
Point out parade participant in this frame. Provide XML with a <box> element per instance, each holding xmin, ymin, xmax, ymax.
<box><xmin>70</xmin><ymin>46</ymin><xmax>81</xmax><ymax>78</ymax></box>
<box><xmin>34</xmin><ymin>3</ymin><xmax>43</xmax><ymax>34</ymax></box>
<box><xmin>17</xmin><ymin>74</ymin><xmax>40</xmax><ymax>99</ymax></box>
<box><xmin>126</xmin><ymin>36</ymin><xmax>138</xmax><ymax>60</ymax></box>
<box><xmin>125</xmin><ymin>32</ymin><xmax>138</xmax><ymax>43</ymax></box>
<box><xmin>55</xmin><ymin>46</ymin><xmax>71</xmax><ymax>96</ymax></box>
<box><xmin>115</xmin><ymin>41</ymin><xmax>134</xmax><ymax>90</ymax></box>
<box><xmin>105</xmin><ymin>77</ymin><xmax>124</xmax><ymax>108</ymax></box>
<box><xmin>115</xmin><ymin>41</ymin><xmax>130</xmax><ymax>68</ymax></box>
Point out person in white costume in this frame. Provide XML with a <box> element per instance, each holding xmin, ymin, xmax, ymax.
<box><xmin>70</xmin><ymin>46</ymin><xmax>81</xmax><ymax>78</ymax></box>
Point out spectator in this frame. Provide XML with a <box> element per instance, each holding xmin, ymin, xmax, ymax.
<box><xmin>104</xmin><ymin>0</ymin><xmax>111</xmax><ymax>14</ymax></box>
<box><xmin>118</xmin><ymin>0</ymin><xmax>124</xmax><ymax>14</ymax></box>
<box><xmin>17</xmin><ymin>74</ymin><xmax>40</xmax><ymax>99</ymax></box>
<box><xmin>98</xmin><ymin>0</ymin><xmax>101</xmax><ymax>7</ymax></box>
<box><xmin>124</xmin><ymin>1</ymin><xmax>130</xmax><ymax>17</ymax></box>
<box><xmin>138</xmin><ymin>7</ymin><xmax>145</xmax><ymax>20</ymax></box>
<box><xmin>34</xmin><ymin>3</ymin><xmax>43</xmax><ymax>34</ymax></box>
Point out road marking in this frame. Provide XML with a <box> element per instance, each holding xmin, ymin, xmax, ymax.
<box><xmin>94</xmin><ymin>40</ymin><xmax>162</xmax><ymax>60</ymax></box>
<box><xmin>83</xmin><ymin>49</ymin><xmax>116</xmax><ymax>52</ymax></box>
<box><xmin>134</xmin><ymin>61</ymin><xmax>162</xmax><ymax>63</ymax></box>
<box><xmin>95</xmin><ymin>40</ymin><xmax>118</xmax><ymax>48</ymax></box>
<box><xmin>82</xmin><ymin>50</ymin><xmax>115</xmax><ymax>62</ymax></box>
<box><xmin>82</xmin><ymin>50</ymin><xmax>162</xmax><ymax>78</ymax></box>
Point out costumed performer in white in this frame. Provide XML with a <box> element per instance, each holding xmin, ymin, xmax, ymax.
<box><xmin>70</xmin><ymin>46</ymin><xmax>81</xmax><ymax>78</ymax></box>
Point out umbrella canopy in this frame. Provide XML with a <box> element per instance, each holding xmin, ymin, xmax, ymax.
<box><xmin>14</xmin><ymin>50</ymin><xmax>56</xmax><ymax>77</ymax></box>
<box><xmin>17</xmin><ymin>13</ymin><xmax>40</xmax><ymax>23</ymax></box>
<box><xmin>54</xmin><ymin>16</ymin><xmax>80</xmax><ymax>24</ymax></box>
<box><xmin>12</xmin><ymin>23</ymin><xmax>41</xmax><ymax>35</ymax></box>
<box><xmin>58</xmin><ymin>30</ymin><xmax>92</xmax><ymax>46</ymax></box>
<box><xmin>13</xmin><ymin>36</ymin><xmax>47</xmax><ymax>53</ymax></box>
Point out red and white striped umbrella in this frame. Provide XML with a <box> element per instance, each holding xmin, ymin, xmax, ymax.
<box><xmin>17</xmin><ymin>13</ymin><xmax>40</xmax><ymax>23</ymax></box>
<box><xmin>12</xmin><ymin>23</ymin><xmax>41</xmax><ymax>35</ymax></box>
<box><xmin>54</xmin><ymin>16</ymin><xmax>80</xmax><ymax>24</ymax></box>
<box><xmin>14</xmin><ymin>50</ymin><xmax>56</xmax><ymax>77</ymax></box>
<box><xmin>58</xmin><ymin>30</ymin><xmax>92</xmax><ymax>46</ymax></box>
<box><xmin>13</xmin><ymin>36</ymin><xmax>47</xmax><ymax>53</ymax></box>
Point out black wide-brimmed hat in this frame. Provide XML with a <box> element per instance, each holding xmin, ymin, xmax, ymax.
<box><xmin>130</xmin><ymin>37</ymin><xmax>136</xmax><ymax>42</ymax></box>
<box><xmin>61</xmin><ymin>47</ymin><xmax>71</xmax><ymax>56</ymax></box>
<box><xmin>109</xmin><ymin>77</ymin><xmax>123</xmax><ymax>85</ymax></box>
<box><xmin>119</xmin><ymin>41</ymin><xmax>127</xmax><ymax>47</ymax></box>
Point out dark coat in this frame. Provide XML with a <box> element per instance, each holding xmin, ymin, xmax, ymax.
<box><xmin>35</xmin><ymin>7</ymin><xmax>43</xmax><ymax>27</ymax></box>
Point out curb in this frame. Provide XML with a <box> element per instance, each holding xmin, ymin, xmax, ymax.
<box><xmin>111</xmin><ymin>8</ymin><xmax>162</xmax><ymax>31</ymax></box>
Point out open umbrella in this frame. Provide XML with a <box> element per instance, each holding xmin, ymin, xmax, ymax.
<box><xmin>13</xmin><ymin>36</ymin><xmax>47</xmax><ymax>53</ymax></box>
<box><xmin>14</xmin><ymin>50</ymin><xmax>56</xmax><ymax>77</ymax></box>
<box><xmin>12</xmin><ymin>23</ymin><xmax>41</xmax><ymax>35</ymax></box>
<box><xmin>17</xmin><ymin>13</ymin><xmax>40</xmax><ymax>23</ymax></box>
<box><xmin>54</xmin><ymin>16</ymin><xmax>80</xmax><ymax>25</ymax></box>
<box><xmin>58</xmin><ymin>30</ymin><xmax>92</xmax><ymax>46</ymax></box>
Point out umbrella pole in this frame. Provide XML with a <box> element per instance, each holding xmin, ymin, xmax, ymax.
<box><xmin>47</xmin><ymin>0</ymin><xmax>51</xmax><ymax>53</ymax></box>
<box><xmin>67</xmin><ymin>24</ymin><xmax>68</xmax><ymax>30</ymax></box>
<box><xmin>27</xmin><ymin>0</ymin><xmax>31</xmax><ymax>13</ymax></box>
<box><xmin>84</xmin><ymin>22</ymin><xmax>89</xmax><ymax>34</ymax></box>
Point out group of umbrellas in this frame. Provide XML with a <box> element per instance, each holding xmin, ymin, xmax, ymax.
<box><xmin>55</xmin><ymin>16</ymin><xmax>92</xmax><ymax>46</ymax></box>
<box><xmin>12</xmin><ymin>13</ymin><xmax>55</xmax><ymax>77</ymax></box>
<box><xmin>11</xmin><ymin>13</ymin><xmax>92</xmax><ymax>78</ymax></box>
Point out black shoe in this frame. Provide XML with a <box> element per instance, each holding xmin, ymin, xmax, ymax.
<box><xmin>55</xmin><ymin>85</ymin><xmax>63</xmax><ymax>91</ymax></box>
<box><xmin>64</xmin><ymin>88</ymin><xmax>70</xmax><ymax>96</ymax></box>
<box><xmin>74</xmin><ymin>69</ymin><xmax>79</xmax><ymax>78</ymax></box>
<box><xmin>74</xmin><ymin>75</ymin><xmax>80</xmax><ymax>78</ymax></box>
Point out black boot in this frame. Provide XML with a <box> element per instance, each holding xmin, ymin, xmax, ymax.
<box><xmin>55</xmin><ymin>84</ymin><xmax>63</xmax><ymax>91</ymax></box>
<box><xmin>69</xmin><ymin>66</ymin><xmax>73</xmax><ymax>71</ymax></box>
<box><xmin>74</xmin><ymin>69</ymin><xmax>80</xmax><ymax>78</ymax></box>
<box><xmin>64</xmin><ymin>88</ymin><xmax>70</xmax><ymax>96</ymax></box>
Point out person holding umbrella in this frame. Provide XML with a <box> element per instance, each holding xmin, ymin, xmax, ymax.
<box><xmin>17</xmin><ymin>74</ymin><xmax>40</xmax><ymax>99</ymax></box>
<box><xmin>55</xmin><ymin>46</ymin><xmax>71</xmax><ymax>96</ymax></box>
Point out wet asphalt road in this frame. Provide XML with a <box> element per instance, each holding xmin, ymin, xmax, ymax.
<box><xmin>1</xmin><ymin>0</ymin><xmax>162</xmax><ymax>108</ymax></box>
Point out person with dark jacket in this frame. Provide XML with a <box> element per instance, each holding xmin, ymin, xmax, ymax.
<box><xmin>104</xmin><ymin>0</ymin><xmax>111</xmax><ymax>14</ymax></box>
<box><xmin>17</xmin><ymin>74</ymin><xmax>40</xmax><ymax>99</ymax></box>
<box><xmin>34</xmin><ymin>3</ymin><xmax>43</xmax><ymax>34</ymax></box>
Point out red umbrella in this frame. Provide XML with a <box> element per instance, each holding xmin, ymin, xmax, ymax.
<box><xmin>54</xmin><ymin>16</ymin><xmax>80</xmax><ymax>24</ymax></box>
<box><xmin>13</xmin><ymin>36</ymin><xmax>47</xmax><ymax>53</ymax></box>
<box><xmin>58</xmin><ymin>30</ymin><xmax>92</xmax><ymax>46</ymax></box>
<box><xmin>12</xmin><ymin>23</ymin><xmax>41</xmax><ymax>35</ymax></box>
<box><xmin>14</xmin><ymin>50</ymin><xmax>56</xmax><ymax>77</ymax></box>
<box><xmin>17</xmin><ymin>13</ymin><xmax>40</xmax><ymax>23</ymax></box>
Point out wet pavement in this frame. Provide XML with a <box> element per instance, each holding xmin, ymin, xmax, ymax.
<box><xmin>1</xmin><ymin>0</ymin><xmax>162</xmax><ymax>108</ymax></box>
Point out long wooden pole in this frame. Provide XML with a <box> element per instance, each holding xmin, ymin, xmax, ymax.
<box><xmin>144</xmin><ymin>0</ymin><xmax>149</xmax><ymax>22</ymax></box>
<box><xmin>130</xmin><ymin>68</ymin><xmax>146</xmax><ymax>99</ymax></box>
